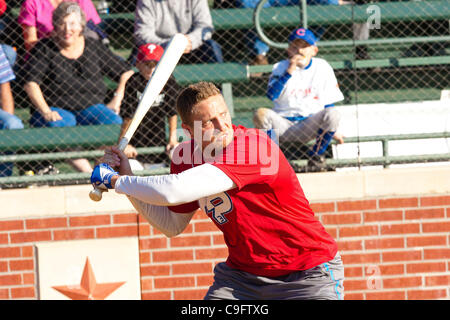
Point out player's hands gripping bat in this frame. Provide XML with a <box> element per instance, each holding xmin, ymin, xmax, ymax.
<box><xmin>89</xmin><ymin>33</ymin><xmax>188</xmax><ymax>201</ymax></box>
<box><xmin>90</xmin><ymin>163</ymin><xmax>118</xmax><ymax>190</ymax></box>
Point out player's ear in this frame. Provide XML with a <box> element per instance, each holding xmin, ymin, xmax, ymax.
<box><xmin>181</xmin><ymin>123</ymin><xmax>193</xmax><ymax>139</ymax></box>
<box><xmin>312</xmin><ymin>46</ymin><xmax>318</xmax><ymax>56</ymax></box>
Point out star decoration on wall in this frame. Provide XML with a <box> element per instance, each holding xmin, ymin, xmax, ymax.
<box><xmin>52</xmin><ymin>257</ymin><xmax>125</xmax><ymax>300</ymax></box>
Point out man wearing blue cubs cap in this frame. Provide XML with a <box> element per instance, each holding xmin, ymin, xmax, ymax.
<box><xmin>288</xmin><ymin>27</ymin><xmax>317</xmax><ymax>45</ymax></box>
<box><xmin>253</xmin><ymin>27</ymin><xmax>345</xmax><ymax>172</ymax></box>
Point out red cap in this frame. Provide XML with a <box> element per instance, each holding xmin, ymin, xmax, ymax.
<box><xmin>137</xmin><ymin>43</ymin><xmax>164</xmax><ymax>63</ymax></box>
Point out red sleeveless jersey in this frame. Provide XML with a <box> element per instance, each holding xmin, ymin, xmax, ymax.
<box><xmin>169</xmin><ymin>125</ymin><xmax>337</xmax><ymax>277</ymax></box>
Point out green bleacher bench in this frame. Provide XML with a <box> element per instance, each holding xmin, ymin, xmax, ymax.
<box><xmin>0</xmin><ymin>125</ymin><xmax>121</xmax><ymax>153</ymax></box>
<box><xmin>98</xmin><ymin>1</ymin><xmax>450</xmax><ymax>31</ymax></box>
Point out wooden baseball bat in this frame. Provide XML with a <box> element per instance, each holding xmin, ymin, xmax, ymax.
<box><xmin>89</xmin><ymin>34</ymin><xmax>188</xmax><ymax>202</ymax></box>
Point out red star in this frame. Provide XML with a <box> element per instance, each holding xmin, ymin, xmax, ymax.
<box><xmin>52</xmin><ymin>257</ymin><xmax>125</xmax><ymax>300</ymax></box>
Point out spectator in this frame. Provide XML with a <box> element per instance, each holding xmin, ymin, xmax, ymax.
<box><xmin>0</xmin><ymin>0</ymin><xmax>17</xmax><ymax>67</ymax></box>
<box><xmin>18</xmin><ymin>0</ymin><xmax>103</xmax><ymax>53</ymax></box>
<box><xmin>23</xmin><ymin>2</ymin><xmax>134</xmax><ymax>173</ymax></box>
<box><xmin>120</xmin><ymin>43</ymin><xmax>181</xmax><ymax>171</ymax></box>
<box><xmin>133</xmin><ymin>0</ymin><xmax>223</xmax><ymax>64</ymax></box>
<box><xmin>253</xmin><ymin>28</ymin><xmax>345</xmax><ymax>172</ymax></box>
<box><xmin>0</xmin><ymin>45</ymin><xmax>24</xmax><ymax>177</ymax></box>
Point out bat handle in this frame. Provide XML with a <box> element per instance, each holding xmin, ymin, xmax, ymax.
<box><xmin>89</xmin><ymin>187</ymin><xmax>107</xmax><ymax>202</ymax></box>
<box><xmin>89</xmin><ymin>137</ymin><xmax>129</xmax><ymax>202</ymax></box>
<box><xmin>117</xmin><ymin>137</ymin><xmax>129</xmax><ymax>152</ymax></box>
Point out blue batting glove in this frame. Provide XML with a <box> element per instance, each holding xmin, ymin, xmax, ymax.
<box><xmin>90</xmin><ymin>163</ymin><xmax>119</xmax><ymax>189</ymax></box>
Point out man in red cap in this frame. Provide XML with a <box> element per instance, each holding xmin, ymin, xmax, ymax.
<box><xmin>118</xmin><ymin>43</ymin><xmax>181</xmax><ymax>171</ymax></box>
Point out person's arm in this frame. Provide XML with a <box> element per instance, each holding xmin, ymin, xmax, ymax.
<box><xmin>187</xmin><ymin>0</ymin><xmax>214</xmax><ymax>51</ymax></box>
<box><xmin>267</xmin><ymin>70</ymin><xmax>291</xmax><ymax>101</ymax></box>
<box><xmin>0</xmin><ymin>82</ymin><xmax>14</xmax><ymax>114</ymax></box>
<box><xmin>92</xmin><ymin>146</ymin><xmax>236</xmax><ymax>237</ymax></box>
<box><xmin>24</xmin><ymin>81</ymin><xmax>62</xmax><ymax>122</ymax></box>
<box><xmin>106</xmin><ymin>70</ymin><xmax>134</xmax><ymax>114</ymax></box>
<box><xmin>82</xmin><ymin>0</ymin><xmax>102</xmax><ymax>24</ymax></box>
<box><xmin>166</xmin><ymin>114</ymin><xmax>178</xmax><ymax>155</ymax></box>
<box><xmin>97</xmin><ymin>145</ymin><xmax>236</xmax><ymax>205</ymax></box>
<box><xmin>134</xmin><ymin>0</ymin><xmax>166</xmax><ymax>47</ymax></box>
<box><xmin>22</xmin><ymin>25</ymin><xmax>38</xmax><ymax>52</ymax></box>
<box><xmin>127</xmin><ymin>197</ymin><xmax>195</xmax><ymax>237</ymax></box>
<box><xmin>113</xmin><ymin>163</ymin><xmax>236</xmax><ymax>206</ymax></box>
<box><xmin>18</xmin><ymin>0</ymin><xmax>39</xmax><ymax>52</ymax></box>
<box><xmin>118</xmin><ymin>118</ymin><xmax>138</xmax><ymax>158</ymax></box>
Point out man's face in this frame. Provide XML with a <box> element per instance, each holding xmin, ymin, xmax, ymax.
<box><xmin>136</xmin><ymin>60</ymin><xmax>157</xmax><ymax>80</ymax></box>
<box><xmin>182</xmin><ymin>94</ymin><xmax>234</xmax><ymax>156</ymax></box>
<box><xmin>287</xmin><ymin>40</ymin><xmax>317</xmax><ymax>68</ymax></box>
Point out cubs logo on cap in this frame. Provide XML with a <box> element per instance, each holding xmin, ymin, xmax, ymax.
<box><xmin>137</xmin><ymin>43</ymin><xmax>164</xmax><ymax>62</ymax></box>
<box><xmin>288</xmin><ymin>28</ymin><xmax>317</xmax><ymax>46</ymax></box>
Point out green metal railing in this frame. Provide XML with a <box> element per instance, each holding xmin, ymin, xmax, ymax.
<box><xmin>1</xmin><ymin>132</ymin><xmax>449</xmax><ymax>186</ymax></box>
<box><xmin>254</xmin><ymin>0</ymin><xmax>450</xmax><ymax>49</ymax></box>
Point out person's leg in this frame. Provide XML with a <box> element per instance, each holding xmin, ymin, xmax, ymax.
<box><xmin>0</xmin><ymin>109</ymin><xmax>24</xmax><ymax>130</ymax></box>
<box><xmin>307</xmin><ymin>107</ymin><xmax>341</xmax><ymax>157</ymax></box>
<box><xmin>253</xmin><ymin>107</ymin><xmax>293</xmax><ymax>138</ymax></box>
<box><xmin>76</xmin><ymin>104</ymin><xmax>122</xmax><ymax>125</ymax></box>
<box><xmin>0</xmin><ymin>109</ymin><xmax>24</xmax><ymax>177</ymax></box>
<box><xmin>204</xmin><ymin>262</ymin><xmax>263</xmax><ymax>300</ymax></box>
<box><xmin>182</xmin><ymin>40</ymin><xmax>224</xmax><ymax>64</ymax></box>
<box><xmin>30</xmin><ymin>107</ymin><xmax>77</xmax><ymax>128</ymax></box>
<box><xmin>263</xmin><ymin>253</ymin><xmax>344</xmax><ymax>300</ymax></box>
<box><xmin>205</xmin><ymin>255</ymin><xmax>344</xmax><ymax>300</ymax></box>
<box><xmin>353</xmin><ymin>22</ymin><xmax>370</xmax><ymax>60</ymax></box>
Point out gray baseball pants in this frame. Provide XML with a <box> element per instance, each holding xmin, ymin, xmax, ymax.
<box><xmin>253</xmin><ymin>107</ymin><xmax>341</xmax><ymax>144</ymax></box>
<box><xmin>204</xmin><ymin>253</ymin><xmax>344</xmax><ymax>300</ymax></box>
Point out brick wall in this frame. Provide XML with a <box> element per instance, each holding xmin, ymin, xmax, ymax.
<box><xmin>1</xmin><ymin>193</ymin><xmax>449</xmax><ymax>300</ymax></box>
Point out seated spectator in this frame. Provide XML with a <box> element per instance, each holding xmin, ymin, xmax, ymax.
<box><xmin>0</xmin><ymin>45</ymin><xmax>24</xmax><ymax>177</ymax></box>
<box><xmin>18</xmin><ymin>0</ymin><xmax>103</xmax><ymax>53</ymax></box>
<box><xmin>23</xmin><ymin>2</ymin><xmax>134</xmax><ymax>173</ymax></box>
<box><xmin>253</xmin><ymin>28</ymin><xmax>344</xmax><ymax>172</ymax></box>
<box><xmin>133</xmin><ymin>0</ymin><xmax>223</xmax><ymax>65</ymax></box>
<box><xmin>120</xmin><ymin>43</ymin><xmax>181</xmax><ymax>171</ymax></box>
<box><xmin>0</xmin><ymin>0</ymin><xmax>17</xmax><ymax>67</ymax></box>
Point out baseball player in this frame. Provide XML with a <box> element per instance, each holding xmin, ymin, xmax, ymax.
<box><xmin>91</xmin><ymin>81</ymin><xmax>344</xmax><ymax>300</ymax></box>
<box><xmin>253</xmin><ymin>28</ymin><xmax>345</xmax><ymax>172</ymax></box>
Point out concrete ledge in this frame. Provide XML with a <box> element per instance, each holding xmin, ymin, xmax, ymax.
<box><xmin>2</xmin><ymin>165</ymin><xmax>450</xmax><ymax>219</ymax></box>
<box><xmin>299</xmin><ymin>165</ymin><xmax>450</xmax><ymax>201</ymax></box>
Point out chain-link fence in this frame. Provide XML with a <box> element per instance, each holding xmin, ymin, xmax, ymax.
<box><xmin>0</xmin><ymin>0</ymin><xmax>449</xmax><ymax>187</ymax></box>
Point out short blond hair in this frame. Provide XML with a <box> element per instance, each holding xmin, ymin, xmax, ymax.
<box><xmin>176</xmin><ymin>82</ymin><xmax>221</xmax><ymax>125</ymax></box>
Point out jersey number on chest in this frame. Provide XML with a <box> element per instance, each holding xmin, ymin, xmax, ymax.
<box><xmin>204</xmin><ymin>192</ymin><xmax>233</xmax><ymax>225</ymax></box>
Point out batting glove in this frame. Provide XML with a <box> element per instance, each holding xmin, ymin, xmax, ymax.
<box><xmin>90</xmin><ymin>163</ymin><xmax>119</xmax><ymax>189</ymax></box>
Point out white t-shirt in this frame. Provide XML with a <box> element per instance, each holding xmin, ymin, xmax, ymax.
<box><xmin>270</xmin><ymin>57</ymin><xmax>344</xmax><ymax>118</ymax></box>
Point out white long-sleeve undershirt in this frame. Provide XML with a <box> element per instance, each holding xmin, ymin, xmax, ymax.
<box><xmin>115</xmin><ymin>163</ymin><xmax>236</xmax><ymax>237</ymax></box>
